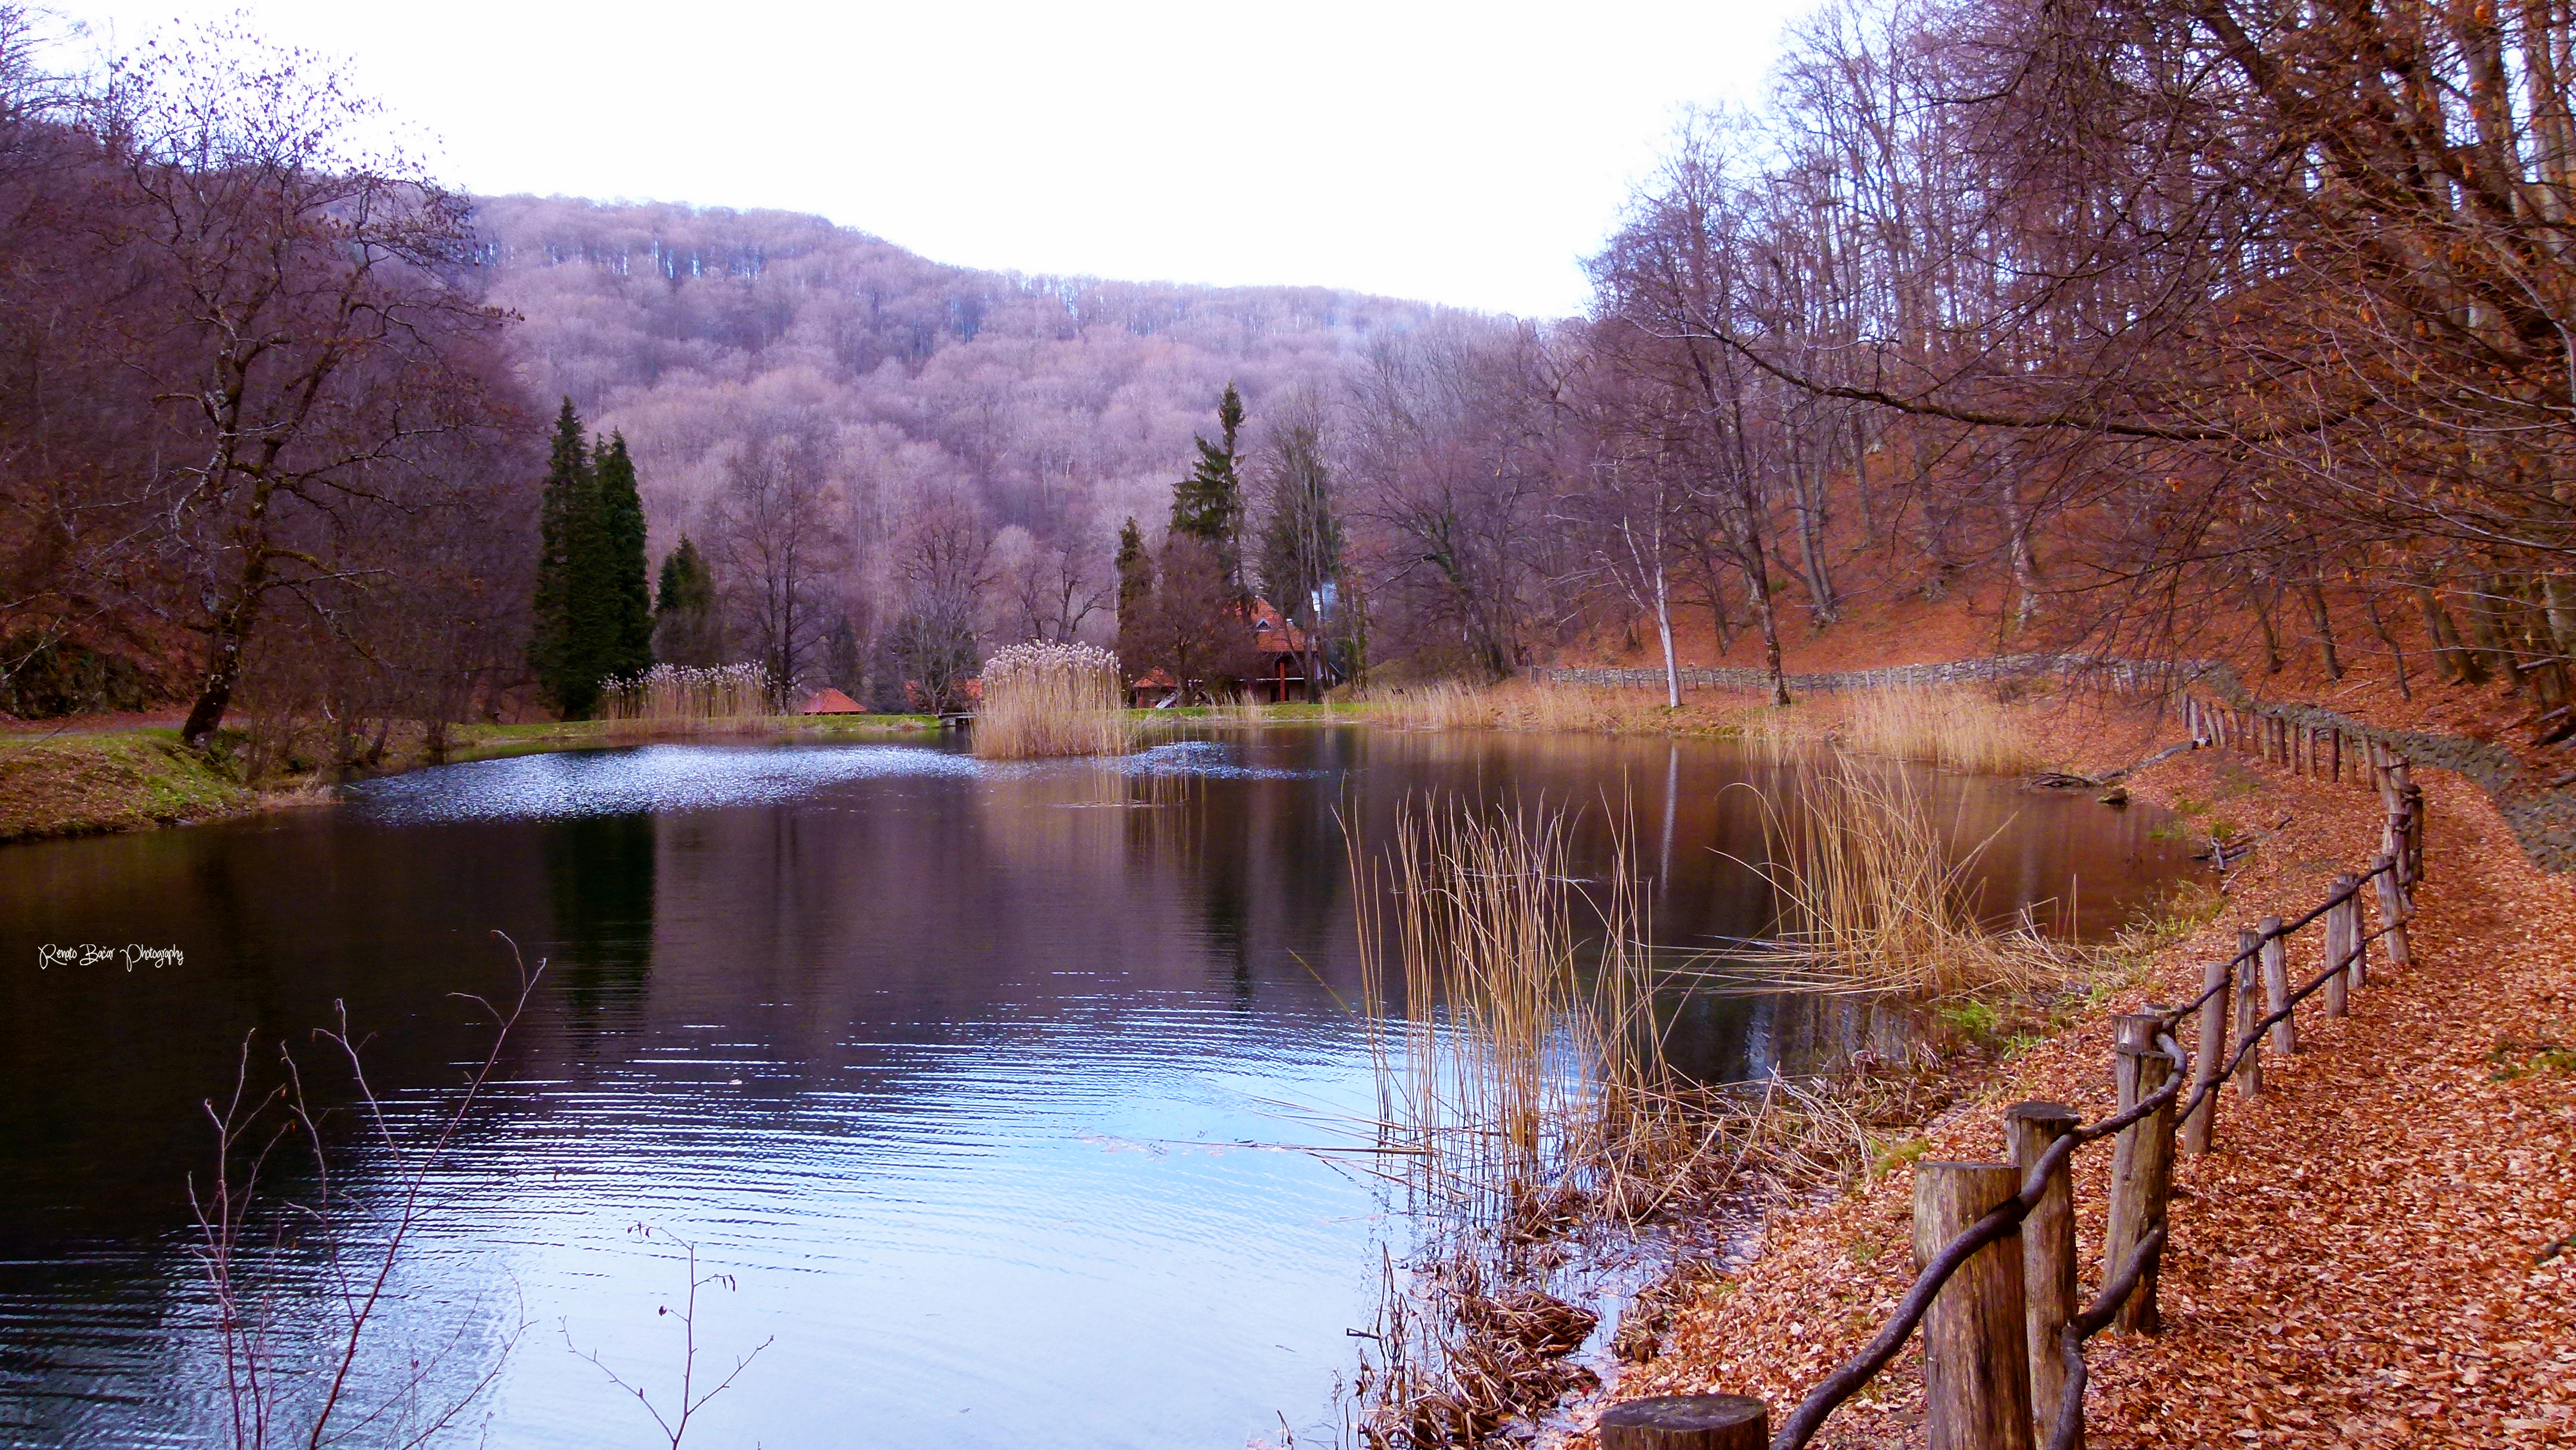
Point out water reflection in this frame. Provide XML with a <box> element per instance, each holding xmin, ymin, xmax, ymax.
<box><xmin>0</xmin><ymin>728</ymin><xmax>2187</xmax><ymax>1448</ymax></box>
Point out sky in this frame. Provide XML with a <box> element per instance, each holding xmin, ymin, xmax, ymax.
<box><xmin>49</xmin><ymin>1</ymin><xmax>1810</xmax><ymax>318</ymax></box>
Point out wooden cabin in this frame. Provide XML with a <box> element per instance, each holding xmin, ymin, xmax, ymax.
<box><xmin>1126</xmin><ymin>598</ymin><xmax>1336</xmax><ymax>706</ymax></box>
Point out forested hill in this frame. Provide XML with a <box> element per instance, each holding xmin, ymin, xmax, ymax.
<box><xmin>472</xmin><ymin>194</ymin><xmax>1466</xmax><ymax>561</ymax></box>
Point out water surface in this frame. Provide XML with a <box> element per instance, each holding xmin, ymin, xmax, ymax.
<box><xmin>0</xmin><ymin>728</ymin><xmax>2187</xmax><ymax>1448</ymax></box>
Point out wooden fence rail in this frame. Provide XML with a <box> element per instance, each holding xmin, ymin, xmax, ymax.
<box><xmin>1718</xmin><ymin>743</ymin><xmax>2428</xmax><ymax>1450</ymax></box>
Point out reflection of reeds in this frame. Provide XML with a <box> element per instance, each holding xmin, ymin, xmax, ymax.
<box><xmin>1844</xmin><ymin>685</ymin><xmax>2042</xmax><ymax>775</ymax></box>
<box><xmin>973</xmin><ymin>643</ymin><xmax>1129</xmax><ymax>759</ymax></box>
<box><xmin>1740</xmin><ymin>757</ymin><xmax>2064</xmax><ymax>996</ymax></box>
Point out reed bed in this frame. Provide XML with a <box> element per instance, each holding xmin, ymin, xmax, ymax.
<box><xmin>1345</xmin><ymin>799</ymin><xmax>1727</xmax><ymax>1446</ymax></box>
<box><xmin>1843</xmin><ymin>684</ymin><xmax>2045</xmax><ymax>775</ymax></box>
<box><xmin>1360</xmin><ymin>680</ymin><xmax>1670</xmax><ymax>735</ymax></box>
<box><xmin>972</xmin><ymin>641</ymin><xmax>1129</xmax><ymax>759</ymax></box>
<box><xmin>598</xmin><ymin>662</ymin><xmax>777</xmax><ymax>736</ymax></box>
<box><xmin>1735</xmin><ymin>755</ymin><xmax>2068</xmax><ymax>996</ymax></box>
<box><xmin>1336</xmin><ymin>792</ymin><xmax>2010</xmax><ymax>1445</ymax></box>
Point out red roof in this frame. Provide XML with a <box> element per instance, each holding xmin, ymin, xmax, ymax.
<box><xmin>1243</xmin><ymin>598</ymin><xmax>1309</xmax><ymax>655</ymax></box>
<box><xmin>801</xmin><ymin>687</ymin><xmax>867</xmax><ymax>714</ymax></box>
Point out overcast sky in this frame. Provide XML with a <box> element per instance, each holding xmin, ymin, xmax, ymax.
<box><xmin>53</xmin><ymin>1</ymin><xmax>1807</xmax><ymax>318</ymax></box>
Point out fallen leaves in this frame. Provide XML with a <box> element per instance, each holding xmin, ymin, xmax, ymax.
<box><xmin>1571</xmin><ymin>721</ymin><xmax>2576</xmax><ymax>1449</ymax></box>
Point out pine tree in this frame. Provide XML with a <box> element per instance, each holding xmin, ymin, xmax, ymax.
<box><xmin>652</xmin><ymin>535</ymin><xmax>723</xmax><ymax>667</ymax></box>
<box><xmin>531</xmin><ymin>398</ymin><xmax>602</xmax><ymax>717</ymax></box>
<box><xmin>1114</xmin><ymin>516</ymin><xmax>1151</xmax><ymax>624</ymax></box>
<box><xmin>593</xmin><ymin>433</ymin><xmax>655</xmax><ymax>682</ymax></box>
<box><xmin>1256</xmin><ymin>417</ymin><xmax>1344</xmax><ymax>701</ymax></box>
<box><xmin>1169</xmin><ymin>383</ymin><xmax>1247</xmax><ymax>593</ymax></box>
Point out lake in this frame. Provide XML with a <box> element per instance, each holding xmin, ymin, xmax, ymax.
<box><xmin>0</xmin><ymin>727</ymin><xmax>2188</xmax><ymax>1448</ymax></box>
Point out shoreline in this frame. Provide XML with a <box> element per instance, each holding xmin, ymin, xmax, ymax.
<box><xmin>0</xmin><ymin>714</ymin><xmax>947</xmax><ymax>846</ymax></box>
<box><xmin>1571</xmin><ymin>695</ymin><xmax>2575</xmax><ymax>1449</ymax></box>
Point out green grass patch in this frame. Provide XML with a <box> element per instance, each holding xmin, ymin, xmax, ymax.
<box><xmin>0</xmin><ymin>730</ymin><xmax>252</xmax><ymax>842</ymax></box>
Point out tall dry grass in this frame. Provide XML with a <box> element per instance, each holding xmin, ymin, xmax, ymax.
<box><xmin>1738</xmin><ymin>756</ymin><xmax>2066</xmax><ymax>996</ymax></box>
<box><xmin>1340</xmin><ymin>798</ymin><xmax>1908</xmax><ymax>1446</ymax></box>
<box><xmin>973</xmin><ymin>642</ymin><xmax>1129</xmax><ymax>759</ymax></box>
<box><xmin>599</xmin><ymin>663</ymin><xmax>776</xmax><ymax>736</ymax></box>
<box><xmin>1354</xmin><ymin>798</ymin><xmax>1667</xmax><ymax>1223</ymax></box>
<box><xmin>1843</xmin><ymin>685</ymin><xmax>2044</xmax><ymax>775</ymax></box>
<box><xmin>1361</xmin><ymin>679</ymin><xmax>1670</xmax><ymax>735</ymax></box>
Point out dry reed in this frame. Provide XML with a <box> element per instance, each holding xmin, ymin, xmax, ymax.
<box><xmin>972</xmin><ymin>641</ymin><xmax>1129</xmax><ymax>759</ymax></box>
<box><xmin>1843</xmin><ymin>684</ymin><xmax>2045</xmax><ymax>775</ymax></box>
<box><xmin>1344</xmin><ymin>799</ymin><xmax>1719</xmax><ymax>1446</ymax></box>
<box><xmin>599</xmin><ymin>663</ymin><xmax>777</xmax><ymax>736</ymax></box>
<box><xmin>1336</xmin><ymin>794</ymin><xmax>1998</xmax><ymax>1444</ymax></box>
<box><xmin>1360</xmin><ymin>680</ymin><xmax>1668</xmax><ymax>735</ymax></box>
<box><xmin>1735</xmin><ymin>756</ymin><xmax>2067</xmax><ymax>996</ymax></box>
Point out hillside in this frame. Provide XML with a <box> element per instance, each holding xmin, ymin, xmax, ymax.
<box><xmin>473</xmin><ymin>196</ymin><xmax>1473</xmax><ymax>578</ymax></box>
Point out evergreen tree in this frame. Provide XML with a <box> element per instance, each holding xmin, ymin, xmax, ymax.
<box><xmin>593</xmin><ymin>433</ymin><xmax>655</xmax><ymax>681</ymax></box>
<box><xmin>531</xmin><ymin>398</ymin><xmax>602</xmax><ymax>717</ymax></box>
<box><xmin>1256</xmin><ymin>416</ymin><xmax>1344</xmax><ymax>701</ymax></box>
<box><xmin>652</xmin><ymin>534</ymin><xmax>724</xmax><ymax>667</ymax></box>
<box><xmin>1169</xmin><ymin>383</ymin><xmax>1247</xmax><ymax>592</ymax></box>
<box><xmin>1114</xmin><ymin>516</ymin><xmax>1151</xmax><ymax>628</ymax></box>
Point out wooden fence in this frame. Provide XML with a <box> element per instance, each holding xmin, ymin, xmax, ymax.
<box><xmin>1605</xmin><ymin>741</ymin><xmax>2429</xmax><ymax>1450</ymax></box>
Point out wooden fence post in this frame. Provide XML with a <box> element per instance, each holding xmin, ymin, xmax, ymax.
<box><xmin>2390</xmin><ymin>783</ymin><xmax>2411</xmax><ymax>885</ymax></box>
<box><xmin>2336</xmin><ymin>871</ymin><xmax>2367</xmax><ymax>994</ymax></box>
<box><xmin>2182</xmin><ymin>958</ymin><xmax>2228</xmax><ymax>1154</ymax></box>
<box><xmin>2008</xmin><ymin>1102</ymin><xmax>2079</xmax><ymax>1440</ymax></box>
<box><xmin>2104</xmin><ymin>1015</ymin><xmax>2175</xmax><ymax>1335</ymax></box>
<box><xmin>2323</xmin><ymin>881</ymin><xmax>2353</xmax><ymax>1017</ymax></box>
<box><xmin>2257</xmin><ymin>916</ymin><xmax>2294</xmax><ymax>1055</ymax></box>
<box><xmin>1597</xmin><ymin>1395</ymin><xmax>1768</xmax><ymax>1450</ymax></box>
<box><xmin>1914</xmin><ymin>1161</ymin><xmax>2035</xmax><ymax>1450</ymax></box>
<box><xmin>2375</xmin><ymin>856</ymin><xmax>2413</xmax><ymax>970</ymax></box>
<box><xmin>2233</xmin><ymin>944</ymin><xmax>2264</xmax><ymax>1097</ymax></box>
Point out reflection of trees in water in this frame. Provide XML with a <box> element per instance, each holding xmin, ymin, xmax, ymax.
<box><xmin>543</xmin><ymin>811</ymin><xmax>657</xmax><ymax>1046</ymax></box>
<box><xmin>1657</xmin><ymin>987</ymin><xmax>1925</xmax><ymax>1085</ymax></box>
<box><xmin>1117</xmin><ymin>752</ymin><xmax>1351</xmax><ymax>1003</ymax></box>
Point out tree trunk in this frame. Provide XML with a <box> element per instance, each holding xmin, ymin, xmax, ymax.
<box><xmin>2301</xmin><ymin>579</ymin><xmax>2343</xmax><ymax>679</ymax></box>
<box><xmin>1792</xmin><ymin>456</ymin><xmax>1838</xmax><ymax>625</ymax></box>
<box><xmin>2414</xmin><ymin>583</ymin><xmax>2482</xmax><ymax>682</ymax></box>
<box><xmin>181</xmin><ymin>481</ymin><xmax>281</xmax><ymax>749</ymax></box>
<box><xmin>1998</xmin><ymin>479</ymin><xmax>2041</xmax><ymax>631</ymax></box>
<box><xmin>1654</xmin><ymin>552</ymin><xmax>1680</xmax><ymax>709</ymax></box>
<box><xmin>1745</xmin><ymin>544</ymin><xmax>1791</xmax><ymax>706</ymax></box>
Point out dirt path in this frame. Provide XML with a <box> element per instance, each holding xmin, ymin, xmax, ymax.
<box><xmin>1596</xmin><ymin>732</ymin><xmax>2576</xmax><ymax>1446</ymax></box>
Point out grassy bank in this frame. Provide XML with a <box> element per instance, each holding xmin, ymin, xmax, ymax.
<box><xmin>0</xmin><ymin>712</ymin><xmax>950</xmax><ymax>844</ymax></box>
<box><xmin>445</xmin><ymin>712</ymin><xmax>941</xmax><ymax>761</ymax></box>
<box><xmin>0</xmin><ymin>730</ymin><xmax>255</xmax><ymax>841</ymax></box>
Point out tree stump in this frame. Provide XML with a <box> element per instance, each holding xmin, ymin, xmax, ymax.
<box><xmin>1597</xmin><ymin>1394</ymin><xmax>1767</xmax><ymax>1450</ymax></box>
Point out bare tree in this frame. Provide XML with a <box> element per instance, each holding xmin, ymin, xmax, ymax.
<box><xmin>705</xmin><ymin>429</ymin><xmax>849</xmax><ymax>694</ymax></box>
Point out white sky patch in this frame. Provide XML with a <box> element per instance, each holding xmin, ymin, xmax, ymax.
<box><xmin>52</xmin><ymin>0</ymin><xmax>1806</xmax><ymax>318</ymax></box>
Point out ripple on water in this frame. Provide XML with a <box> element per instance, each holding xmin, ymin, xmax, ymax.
<box><xmin>346</xmin><ymin>738</ymin><xmax>1324</xmax><ymax>825</ymax></box>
